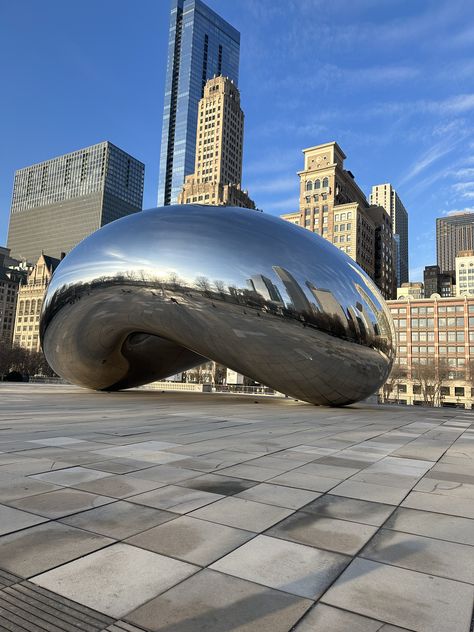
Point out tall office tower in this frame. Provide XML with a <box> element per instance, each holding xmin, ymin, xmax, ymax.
<box><xmin>177</xmin><ymin>76</ymin><xmax>255</xmax><ymax>208</ymax></box>
<box><xmin>158</xmin><ymin>0</ymin><xmax>240</xmax><ymax>206</ymax></box>
<box><xmin>7</xmin><ymin>142</ymin><xmax>144</xmax><ymax>264</ymax></box>
<box><xmin>281</xmin><ymin>142</ymin><xmax>395</xmax><ymax>300</ymax></box>
<box><xmin>370</xmin><ymin>184</ymin><xmax>409</xmax><ymax>284</ymax></box>
<box><xmin>437</xmin><ymin>212</ymin><xmax>474</xmax><ymax>274</ymax></box>
<box><xmin>0</xmin><ymin>247</ymin><xmax>28</xmax><ymax>346</ymax></box>
<box><xmin>13</xmin><ymin>253</ymin><xmax>60</xmax><ymax>352</ymax></box>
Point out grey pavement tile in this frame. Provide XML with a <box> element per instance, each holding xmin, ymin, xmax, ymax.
<box><xmin>189</xmin><ymin>496</ymin><xmax>293</xmax><ymax>531</ymax></box>
<box><xmin>293</xmin><ymin>461</ymin><xmax>363</xmax><ymax>479</ymax></box>
<box><xmin>85</xmin><ymin>459</ymin><xmax>157</xmax><ymax>474</ymax></box>
<box><xmin>267</xmin><ymin>511</ymin><xmax>378</xmax><ymax>555</ymax></box>
<box><xmin>95</xmin><ymin>445</ymin><xmax>188</xmax><ymax>464</ymax></box>
<box><xmin>361</xmin><ymin>528</ymin><xmax>474</xmax><ymax>584</ymax></box>
<box><xmin>330</xmin><ymin>480</ymin><xmax>411</xmax><ymax>505</ymax></box>
<box><xmin>5</xmin><ymin>488</ymin><xmax>115</xmax><ymax>519</ymax></box>
<box><xmin>128</xmin><ymin>484</ymin><xmax>224</xmax><ymax>513</ymax></box>
<box><xmin>176</xmin><ymin>473</ymin><xmax>258</xmax><ymax>496</ymax></box>
<box><xmin>128</xmin><ymin>464</ymin><xmax>203</xmax><ymax>483</ymax></box>
<box><xmin>32</xmin><ymin>542</ymin><xmax>198</xmax><ymax>618</ymax></box>
<box><xmin>0</xmin><ymin>503</ymin><xmax>48</xmax><ymax>536</ymax></box>
<box><xmin>0</xmin><ymin>475</ymin><xmax>63</xmax><ymax>502</ymax></box>
<box><xmin>322</xmin><ymin>557</ymin><xmax>474</xmax><ymax>632</ymax></box>
<box><xmin>0</xmin><ymin>521</ymin><xmax>114</xmax><ymax>577</ymax></box>
<box><xmin>293</xmin><ymin>603</ymin><xmax>407</xmax><ymax>632</ymax></box>
<box><xmin>215</xmin><ymin>463</ymin><xmax>288</xmax><ymax>482</ymax></box>
<box><xmin>235</xmin><ymin>483</ymin><xmax>321</xmax><ymax>509</ymax></box>
<box><xmin>126</xmin><ymin>515</ymin><xmax>255</xmax><ymax>565</ymax></box>
<box><xmin>210</xmin><ymin>534</ymin><xmax>349</xmax><ymax>599</ymax></box>
<box><xmin>30</xmin><ymin>466</ymin><xmax>112</xmax><ymax>487</ymax></box>
<box><xmin>29</xmin><ymin>436</ymin><xmax>90</xmax><ymax>446</ymax></box>
<box><xmin>60</xmin><ymin>499</ymin><xmax>177</xmax><ymax>539</ymax></box>
<box><xmin>126</xmin><ymin>568</ymin><xmax>312</xmax><ymax>632</ymax></box>
<box><xmin>300</xmin><ymin>494</ymin><xmax>395</xmax><ymax>526</ymax></box>
<box><xmin>414</xmin><ymin>477</ymin><xmax>474</xmax><ymax>499</ymax></box>
<box><xmin>425</xmin><ymin>469</ymin><xmax>474</xmax><ymax>485</ymax></box>
<box><xmin>401</xmin><ymin>490</ymin><xmax>474</xmax><ymax>518</ymax></box>
<box><xmin>71</xmin><ymin>474</ymin><xmax>167</xmax><ymax>499</ymax></box>
<box><xmin>268</xmin><ymin>471</ymin><xmax>341</xmax><ymax>492</ymax></box>
<box><xmin>385</xmin><ymin>507</ymin><xmax>474</xmax><ymax>545</ymax></box>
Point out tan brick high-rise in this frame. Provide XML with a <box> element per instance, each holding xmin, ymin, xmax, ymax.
<box><xmin>281</xmin><ymin>141</ymin><xmax>395</xmax><ymax>300</ymax></box>
<box><xmin>178</xmin><ymin>76</ymin><xmax>255</xmax><ymax>208</ymax></box>
<box><xmin>13</xmin><ymin>253</ymin><xmax>60</xmax><ymax>352</ymax></box>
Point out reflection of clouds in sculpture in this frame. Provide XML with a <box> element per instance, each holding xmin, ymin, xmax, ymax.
<box><xmin>40</xmin><ymin>205</ymin><xmax>395</xmax><ymax>406</ymax></box>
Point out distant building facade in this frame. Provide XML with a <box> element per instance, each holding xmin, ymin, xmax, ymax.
<box><xmin>397</xmin><ymin>282</ymin><xmax>424</xmax><ymax>300</ymax></box>
<box><xmin>177</xmin><ymin>76</ymin><xmax>254</xmax><ymax>208</ymax></box>
<box><xmin>0</xmin><ymin>247</ymin><xmax>28</xmax><ymax>346</ymax></box>
<box><xmin>455</xmin><ymin>251</ymin><xmax>474</xmax><ymax>297</ymax></box>
<box><xmin>7</xmin><ymin>142</ymin><xmax>144</xmax><ymax>264</ymax></box>
<box><xmin>158</xmin><ymin>0</ymin><xmax>240</xmax><ymax>206</ymax></box>
<box><xmin>13</xmin><ymin>253</ymin><xmax>61</xmax><ymax>352</ymax></box>
<box><xmin>384</xmin><ymin>296</ymin><xmax>474</xmax><ymax>409</ymax></box>
<box><xmin>423</xmin><ymin>265</ymin><xmax>454</xmax><ymax>298</ymax></box>
<box><xmin>370</xmin><ymin>183</ymin><xmax>409</xmax><ymax>285</ymax></box>
<box><xmin>437</xmin><ymin>212</ymin><xmax>474</xmax><ymax>274</ymax></box>
<box><xmin>281</xmin><ymin>142</ymin><xmax>395</xmax><ymax>300</ymax></box>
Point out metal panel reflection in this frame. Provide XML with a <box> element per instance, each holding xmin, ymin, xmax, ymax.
<box><xmin>40</xmin><ymin>205</ymin><xmax>395</xmax><ymax>406</ymax></box>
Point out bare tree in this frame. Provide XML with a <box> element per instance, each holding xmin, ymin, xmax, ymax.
<box><xmin>411</xmin><ymin>360</ymin><xmax>449</xmax><ymax>407</ymax></box>
<box><xmin>0</xmin><ymin>345</ymin><xmax>56</xmax><ymax>380</ymax></box>
<box><xmin>381</xmin><ymin>365</ymin><xmax>406</xmax><ymax>403</ymax></box>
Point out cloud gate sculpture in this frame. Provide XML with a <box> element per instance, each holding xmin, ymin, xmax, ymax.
<box><xmin>40</xmin><ymin>205</ymin><xmax>395</xmax><ymax>406</ymax></box>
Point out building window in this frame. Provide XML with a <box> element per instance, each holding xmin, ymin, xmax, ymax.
<box><xmin>306</xmin><ymin>180</ymin><xmax>313</xmax><ymax>191</ymax></box>
<box><xmin>314</xmin><ymin>179</ymin><xmax>321</xmax><ymax>189</ymax></box>
<box><xmin>322</xmin><ymin>177</ymin><xmax>329</xmax><ymax>188</ymax></box>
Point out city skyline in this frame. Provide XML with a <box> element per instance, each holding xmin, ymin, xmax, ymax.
<box><xmin>1</xmin><ymin>0</ymin><xmax>474</xmax><ymax>281</ymax></box>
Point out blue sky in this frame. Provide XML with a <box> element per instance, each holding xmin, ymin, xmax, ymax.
<box><xmin>1</xmin><ymin>0</ymin><xmax>474</xmax><ymax>280</ymax></box>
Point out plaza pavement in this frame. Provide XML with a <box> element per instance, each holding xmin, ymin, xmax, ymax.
<box><xmin>1</xmin><ymin>384</ymin><xmax>474</xmax><ymax>631</ymax></box>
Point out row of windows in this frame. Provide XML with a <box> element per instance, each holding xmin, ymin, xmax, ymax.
<box><xmin>305</xmin><ymin>178</ymin><xmax>329</xmax><ymax>191</ymax></box>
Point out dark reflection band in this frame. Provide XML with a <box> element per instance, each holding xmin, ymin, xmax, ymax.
<box><xmin>40</xmin><ymin>205</ymin><xmax>395</xmax><ymax>406</ymax></box>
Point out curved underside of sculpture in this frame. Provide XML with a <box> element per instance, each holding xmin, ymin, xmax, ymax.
<box><xmin>40</xmin><ymin>205</ymin><xmax>395</xmax><ymax>406</ymax></box>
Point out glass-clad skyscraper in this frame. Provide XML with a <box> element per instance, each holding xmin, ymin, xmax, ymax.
<box><xmin>158</xmin><ymin>0</ymin><xmax>240</xmax><ymax>206</ymax></box>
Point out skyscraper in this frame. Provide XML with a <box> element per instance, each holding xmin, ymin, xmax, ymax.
<box><xmin>281</xmin><ymin>142</ymin><xmax>396</xmax><ymax>300</ymax></box>
<box><xmin>370</xmin><ymin>184</ymin><xmax>409</xmax><ymax>285</ymax></box>
<box><xmin>7</xmin><ymin>142</ymin><xmax>144</xmax><ymax>264</ymax></box>
<box><xmin>436</xmin><ymin>212</ymin><xmax>474</xmax><ymax>274</ymax></box>
<box><xmin>158</xmin><ymin>0</ymin><xmax>240</xmax><ymax>206</ymax></box>
<box><xmin>177</xmin><ymin>76</ymin><xmax>254</xmax><ymax>208</ymax></box>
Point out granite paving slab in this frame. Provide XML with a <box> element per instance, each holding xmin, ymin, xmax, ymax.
<box><xmin>322</xmin><ymin>557</ymin><xmax>474</xmax><ymax>632</ymax></box>
<box><xmin>361</xmin><ymin>528</ymin><xmax>474</xmax><ymax>583</ymax></box>
<box><xmin>267</xmin><ymin>511</ymin><xmax>378</xmax><ymax>555</ymax></box>
<box><xmin>385</xmin><ymin>506</ymin><xmax>474</xmax><ymax>545</ymax></box>
<box><xmin>126</xmin><ymin>568</ymin><xmax>312</xmax><ymax>632</ymax></box>
<box><xmin>189</xmin><ymin>496</ymin><xmax>294</xmax><ymax>531</ymax></box>
<box><xmin>293</xmin><ymin>603</ymin><xmax>410</xmax><ymax>631</ymax></box>
<box><xmin>126</xmin><ymin>515</ymin><xmax>255</xmax><ymax>565</ymax></box>
<box><xmin>32</xmin><ymin>542</ymin><xmax>199</xmax><ymax>618</ymax></box>
<box><xmin>0</xmin><ymin>521</ymin><xmax>114</xmax><ymax>577</ymax></box>
<box><xmin>176</xmin><ymin>472</ymin><xmax>258</xmax><ymax>495</ymax></box>
<box><xmin>128</xmin><ymin>484</ymin><xmax>224</xmax><ymax>513</ymax></box>
<box><xmin>5</xmin><ymin>488</ymin><xmax>115</xmax><ymax>519</ymax></box>
<box><xmin>60</xmin><ymin>500</ymin><xmax>178</xmax><ymax>539</ymax></box>
<box><xmin>71</xmin><ymin>474</ymin><xmax>167</xmax><ymax>499</ymax></box>
<box><xmin>299</xmin><ymin>494</ymin><xmax>395</xmax><ymax>526</ymax></box>
<box><xmin>235</xmin><ymin>482</ymin><xmax>321</xmax><ymax>509</ymax></box>
<box><xmin>31</xmin><ymin>466</ymin><xmax>112</xmax><ymax>487</ymax></box>
<box><xmin>0</xmin><ymin>503</ymin><xmax>48</xmax><ymax>536</ymax></box>
<box><xmin>210</xmin><ymin>534</ymin><xmax>349</xmax><ymax>599</ymax></box>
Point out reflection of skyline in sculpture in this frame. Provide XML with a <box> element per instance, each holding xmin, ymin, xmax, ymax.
<box><xmin>272</xmin><ymin>266</ymin><xmax>313</xmax><ymax>314</ymax></box>
<box><xmin>41</xmin><ymin>205</ymin><xmax>395</xmax><ymax>406</ymax></box>
<box><xmin>247</xmin><ymin>275</ymin><xmax>283</xmax><ymax>305</ymax></box>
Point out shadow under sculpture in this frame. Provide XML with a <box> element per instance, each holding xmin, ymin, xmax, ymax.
<box><xmin>40</xmin><ymin>205</ymin><xmax>395</xmax><ymax>406</ymax></box>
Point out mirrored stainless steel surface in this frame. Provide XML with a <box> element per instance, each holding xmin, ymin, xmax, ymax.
<box><xmin>40</xmin><ymin>205</ymin><xmax>395</xmax><ymax>406</ymax></box>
